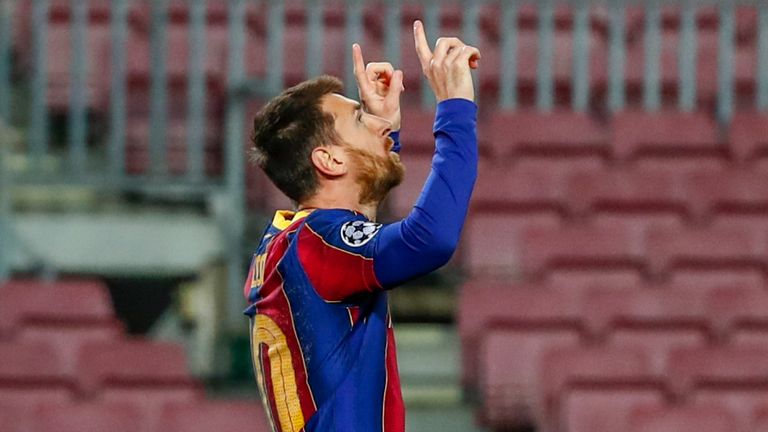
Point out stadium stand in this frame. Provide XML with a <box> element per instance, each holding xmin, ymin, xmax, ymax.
<box><xmin>3</xmin><ymin>1</ymin><xmax>767</xmax><ymax>431</ymax></box>
<box><xmin>0</xmin><ymin>279</ymin><xmax>269</xmax><ymax>432</ymax></box>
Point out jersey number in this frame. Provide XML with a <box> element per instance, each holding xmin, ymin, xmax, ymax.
<box><xmin>251</xmin><ymin>314</ymin><xmax>306</xmax><ymax>432</ymax></box>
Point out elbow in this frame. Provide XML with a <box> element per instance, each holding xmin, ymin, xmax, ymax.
<box><xmin>427</xmin><ymin>235</ymin><xmax>459</xmax><ymax>268</ymax></box>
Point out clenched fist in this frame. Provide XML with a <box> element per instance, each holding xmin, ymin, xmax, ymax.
<box><xmin>413</xmin><ymin>20</ymin><xmax>481</xmax><ymax>103</ymax></box>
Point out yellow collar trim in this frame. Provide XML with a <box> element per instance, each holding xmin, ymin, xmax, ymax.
<box><xmin>271</xmin><ymin>209</ymin><xmax>313</xmax><ymax>231</ymax></box>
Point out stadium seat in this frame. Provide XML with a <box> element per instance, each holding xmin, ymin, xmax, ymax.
<box><xmin>520</xmin><ymin>222</ymin><xmax>646</xmax><ymax>278</ymax></box>
<box><xmin>666</xmin><ymin>345</ymin><xmax>768</xmax><ymax>398</ymax></box>
<box><xmin>471</xmin><ymin>159</ymin><xmax>569</xmax><ymax>214</ymax></box>
<box><xmin>103</xmin><ymin>387</ymin><xmax>205</xmax><ymax>432</ymax></box>
<box><xmin>397</xmin><ymin>107</ymin><xmax>437</xmax><ymax>154</ymax></box>
<box><xmin>0</xmin><ymin>279</ymin><xmax>115</xmax><ymax>337</ymax></box>
<box><xmin>706</xmin><ymin>286</ymin><xmax>768</xmax><ymax>338</ymax></box>
<box><xmin>463</xmin><ymin>211</ymin><xmax>561</xmax><ymax>277</ymax></box>
<box><xmin>609</xmin><ymin>328</ymin><xmax>708</xmax><ymax>375</ymax></box>
<box><xmin>538</xmin><ymin>345</ymin><xmax>658</xmax><ymax>432</ymax></box>
<box><xmin>386</xmin><ymin>152</ymin><xmax>432</xmax><ymax>219</ymax></box>
<box><xmin>563</xmin><ymin>388</ymin><xmax>665</xmax><ymax>432</ymax></box>
<box><xmin>628</xmin><ymin>402</ymin><xmax>739</xmax><ymax>432</ymax></box>
<box><xmin>479</xmin><ymin>327</ymin><xmax>581</xmax><ymax>429</ymax></box>
<box><xmin>684</xmin><ymin>169</ymin><xmax>768</xmax><ymax>219</ymax></box>
<box><xmin>0</xmin><ymin>340</ymin><xmax>72</xmax><ymax>388</ymax></box>
<box><xmin>583</xmin><ymin>285</ymin><xmax>712</xmax><ymax>338</ymax></box>
<box><xmin>27</xmin><ymin>400</ymin><xmax>142</xmax><ymax>432</ymax></box>
<box><xmin>646</xmin><ymin>225</ymin><xmax>766</xmax><ymax>278</ymax></box>
<box><xmin>566</xmin><ymin>166</ymin><xmax>691</xmax><ymax>218</ymax></box>
<box><xmin>481</xmin><ymin>110</ymin><xmax>609</xmax><ymax>160</ymax></box>
<box><xmin>459</xmin><ymin>281</ymin><xmax>584</xmax><ymax>391</ymax></box>
<box><xmin>752</xmin><ymin>403</ymin><xmax>768</xmax><ymax>432</ymax></box>
<box><xmin>75</xmin><ymin>339</ymin><xmax>197</xmax><ymax>395</ymax></box>
<box><xmin>154</xmin><ymin>400</ymin><xmax>271</xmax><ymax>432</ymax></box>
<box><xmin>610</xmin><ymin>111</ymin><xmax>721</xmax><ymax>161</ymax></box>
<box><xmin>18</xmin><ymin>320</ymin><xmax>123</xmax><ymax>377</ymax></box>
<box><xmin>694</xmin><ymin>389</ymin><xmax>768</xmax><ymax>432</ymax></box>
<box><xmin>729</xmin><ymin>112</ymin><xmax>768</xmax><ymax>163</ymax></box>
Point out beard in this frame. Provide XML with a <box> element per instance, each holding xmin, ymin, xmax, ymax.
<box><xmin>347</xmin><ymin>144</ymin><xmax>405</xmax><ymax>206</ymax></box>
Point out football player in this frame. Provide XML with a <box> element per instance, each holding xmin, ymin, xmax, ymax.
<box><xmin>244</xmin><ymin>20</ymin><xmax>480</xmax><ymax>431</ymax></box>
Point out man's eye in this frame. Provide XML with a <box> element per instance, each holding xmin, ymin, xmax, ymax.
<box><xmin>356</xmin><ymin>110</ymin><xmax>363</xmax><ymax>123</ymax></box>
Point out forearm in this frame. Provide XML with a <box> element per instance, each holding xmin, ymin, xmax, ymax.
<box><xmin>374</xmin><ymin>99</ymin><xmax>478</xmax><ymax>287</ymax></box>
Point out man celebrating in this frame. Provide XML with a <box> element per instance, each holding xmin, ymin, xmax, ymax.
<box><xmin>243</xmin><ymin>21</ymin><xmax>480</xmax><ymax>431</ymax></box>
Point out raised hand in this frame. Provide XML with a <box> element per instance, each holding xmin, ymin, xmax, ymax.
<box><xmin>352</xmin><ymin>43</ymin><xmax>405</xmax><ymax>131</ymax></box>
<box><xmin>413</xmin><ymin>20</ymin><xmax>480</xmax><ymax>102</ymax></box>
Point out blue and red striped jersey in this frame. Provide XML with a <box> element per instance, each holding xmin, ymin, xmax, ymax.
<box><xmin>244</xmin><ymin>98</ymin><xmax>478</xmax><ymax>431</ymax></box>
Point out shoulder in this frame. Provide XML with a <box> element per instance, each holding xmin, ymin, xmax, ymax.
<box><xmin>302</xmin><ymin>209</ymin><xmax>384</xmax><ymax>250</ymax></box>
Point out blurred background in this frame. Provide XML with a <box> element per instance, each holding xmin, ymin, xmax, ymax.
<box><xmin>0</xmin><ymin>0</ymin><xmax>767</xmax><ymax>431</ymax></box>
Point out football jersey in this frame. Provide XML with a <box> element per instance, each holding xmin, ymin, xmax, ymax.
<box><xmin>244</xmin><ymin>98</ymin><xmax>478</xmax><ymax>432</ymax></box>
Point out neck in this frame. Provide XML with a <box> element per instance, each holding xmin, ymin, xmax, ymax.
<box><xmin>299</xmin><ymin>193</ymin><xmax>378</xmax><ymax>221</ymax></box>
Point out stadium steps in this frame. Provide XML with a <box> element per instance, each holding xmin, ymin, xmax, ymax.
<box><xmin>396</xmin><ymin>323</ymin><xmax>488</xmax><ymax>432</ymax></box>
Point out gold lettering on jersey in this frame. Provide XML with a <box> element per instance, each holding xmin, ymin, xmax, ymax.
<box><xmin>251</xmin><ymin>253</ymin><xmax>267</xmax><ymax>289</ymax></box>
<box><xmin>251</xmin><ymin>314</ymin><xmax>306</xmax><ymax>432</ymax></box>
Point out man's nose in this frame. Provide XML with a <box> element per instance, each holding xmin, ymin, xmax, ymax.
<box><xmin>365</xmin><ymin>114</ymin><xmax>392</xmax><ymax>137</ymax></box>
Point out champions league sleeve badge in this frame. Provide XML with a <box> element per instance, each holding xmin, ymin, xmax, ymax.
<box><xmin>340</xmin><ymin>220</ymin><xmax>382</xmax><ymax>247</ymax></box>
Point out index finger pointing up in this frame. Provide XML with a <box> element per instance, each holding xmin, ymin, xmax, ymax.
<box><xmin>352</xmin><ymin>43</ymin><xmax>373</xmax><ymax>92</ymax></box>
<box><xmin>413</xmin><ymin>20</ymin><xmax>433</xmax><ymax>71</ymax></box>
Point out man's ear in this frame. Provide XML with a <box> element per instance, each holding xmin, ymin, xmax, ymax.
<box><xmin>311</xmin><ymin>146</ymin><xmax>348</xmax><ymax>177</ymax></box>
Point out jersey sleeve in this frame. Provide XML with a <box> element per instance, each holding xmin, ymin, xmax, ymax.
<box><xmin>297</xmin><ymin>99</ymin><xmax>478</xmax><ymax>302</ymax></box>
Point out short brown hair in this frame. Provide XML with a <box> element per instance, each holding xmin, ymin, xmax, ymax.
<box><xmin>250</xmin><ymin>76</ymin><xmax>344</xmax><ymax>203</ymax></box>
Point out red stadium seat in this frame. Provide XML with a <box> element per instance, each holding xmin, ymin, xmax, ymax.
<box><xmin>539</xmin><ymin>345</ymin><xmax>658</xmax><ymax>432</ymax></box>
<box><xmin>479</xmin><ymin>327</ymin><xmax>581</xmax><ymax>428</ymax></box>
<box><xmin>155</xmin><ymin>400</ymin><xmax>271</xmax><ymax>432</ymax></box>
<box><xmin>459</xmin><ymin>281</ymin><xmax>584</xmax><ymax>391</ymax></box>
<box><xmin>666</xmin><ymin>345</ymin><xmax>768</xmax><ymax>398</ymax></box>
<box><xmin>28</xmin><ymin>400</ymin><xmax>142</xmax><ymax>432</ymax></box>
<box><xmin>75</xmin><ymin>339</ymin><xmax>197</xmax><ymax>395</ymax></box>
<box><xmin>706</xmin><ymin>286</ymin><xmax>768</xmax><ymax>338</ymax></box>
<box><xmin>463</xmin><ymin>211</ymin><xmax>561</xmax><ymax>277</ymax></box>
<box><xmin>684</xmin><ymin>169</ymin><xmax>768</xmax><ymax>219</ymax></box>
<box><xmin>482</xmin><ymin>110</ymin><xmax>608</xmax><ymax>160</ymax></box>
<box><xmin>103</xmin><ymin>387</ymin><xmax>205</xmax><ymax>432</ymax></box>
<box><xmin>566</xmin><ymin>166</ymin><xmax>691</xmax><ymax>218</ymax></box>
<box><xmin>386</xmin><ymin>152</ymin><xmax>432</xmax><ymax>219</ymax></box>
<box><xmin>628</xmin><ymin>402</ymin><xmax>739</xmax><ymax>432</ymax></box>
<box><xmin>563</xmin><ymin>389</ymin><xmax>665</xmax><ymax>432</ymax></box>
<box><xmin>0</xmin><ymin>340</ymin><xmax>72</xmax><ymax>388</ymax></box>
<box><xmin>695</xmin><ymin>389</ymin><xmax>768</xmax><ymax>432</ymax></box>
<box><xmin>729</xmin><ymin>112</ymin><xmax>768</xmax><ymax>163</ymax></box>
<box><xmin>610</xmin><ymin>111</ymin><xmax>721</xmax><ymax>161</ymax></box>
<box><xmin>397</xmin><ymin>107</ymin><xmax>437</xmax><ymax>154</ymax></box>
<box><xmin>752</xmin><ymin>403</ymin><xmax>768</xmax><ymax>432</ymax></box>
<box><xmin>520</xmin><ymin>222</ymin><xmax>646</xmax><ymax>278</ymax></box>
<box><xmin>19</xmin><ymin>321</ymin><xmax>123</xmax><ymax>377</ymax></box>
<box><xmin>609</xmin><ymin>329</ymin><xmax>708</xmax><ymax>375</ymax></box>
<box><xmin>0</xmin><ymin>279</ymin><xmax>115</xmax><ymax>337</ymax></box>
<box><xmin>472</xmin><ymin>159</ymin><xmax>569</xmax><ymax>214</ymax></box>
<box><xmin>646</xmin><ymin>225</ymin><xmax>766</xmax><ymax>278</ymax></box>
<box><xmin>583</xmin><ymin>285</ymin><xmax>712</xmax><ymax>337</ymax></box>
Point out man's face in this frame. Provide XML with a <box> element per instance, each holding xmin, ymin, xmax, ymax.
<box><xmin>321</xmin><ymin>93</ymin><xmax>405</xmax><ymax>205</ymax></box>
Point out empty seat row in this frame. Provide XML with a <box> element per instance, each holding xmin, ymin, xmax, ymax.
<box><xmin>480</xmin><ymin>339</ymin><xmax>768</xmax><ymax>431</ymax></box>
<box><xmin>0</xmin><ymin>399</ymin><xmax>269</xmax><ymax>432</ymax></box>
<box><xmin>459</xmin><ymin>281</ymin><xmax>768</xmax><ymax>391</ymax></box>
<box><xmin>463</xmin><ymin>216</ymin><xmax>768</xmax><ymax>278</ymax></box>
<box><xmin>0</xmin><ymin>279</ymin><xmax>116</xmax><ymax>337</ymax></box>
